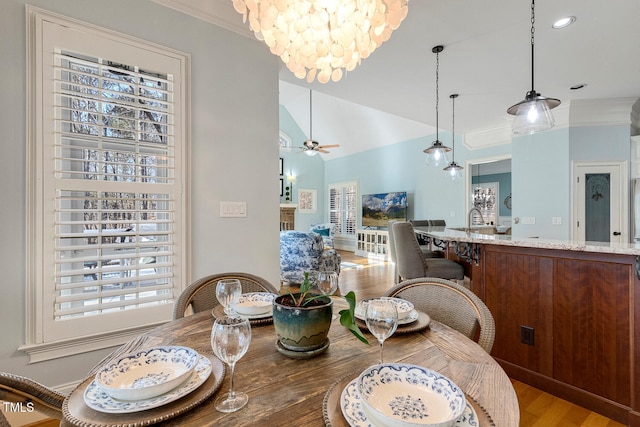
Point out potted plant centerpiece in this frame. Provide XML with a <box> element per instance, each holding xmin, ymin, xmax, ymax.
<box><xmin>273</xmin><ymin>273</ymin><xmax>368</xmax><ymax>357</ymax></box>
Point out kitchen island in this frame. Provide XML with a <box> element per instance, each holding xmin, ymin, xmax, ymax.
<box><xmin>415</xmin><ymin>226</ymin><xmax>640</xmax><ymax>426</ymax></box>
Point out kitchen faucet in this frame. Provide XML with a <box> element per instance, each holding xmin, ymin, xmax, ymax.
<box><xmin>468</xmin><ymin>207</ymin><xmax>485</xmax><ymax>228</ymax></box>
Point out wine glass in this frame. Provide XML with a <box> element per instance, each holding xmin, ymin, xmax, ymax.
<box><xmin>317</xmin><ymin>271</ymin><xmax>338</xmax><ymax>295</ymax></box>
<box><xmin>216</xmin><ymin>279</ymin><xmax>242</xmax><ymax>316</ymax></box>
<box><xmin>365</xmin><ymin>298</ymin><xmax>398</xmax><ymax>364</ymax></box>
<box><xmin>211</xmin><ymin>317</ymin><xmax>252</xmax><ymax>412</ymax></box>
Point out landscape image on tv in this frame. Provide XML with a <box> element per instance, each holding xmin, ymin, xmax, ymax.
<box><xmin>362</xmin><ymin>191</ymin><xmax>407</xmax><ymax>227</ymax></box>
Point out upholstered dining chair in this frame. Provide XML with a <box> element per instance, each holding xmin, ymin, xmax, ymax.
<box><xmin>408</xmin><ymin>219</ymin><xmax>444</xmax><ymax>257</ymax></box>
<box><xmin>173</xmin><ymin>272</ymin><xmax>278</xmax><ymax>319</ymax></box>
<box><xmin>0</xmin><ymin>372</ymin><xmax>66</xmax><ymax>425</ymax></box>
<box><xmin>387</xmin><ymin>220</ymin><xmax>401</xmax><ymax>284</ymax></box>
<box><xmin>385</xmin><ymin>277</ymin><xmax>495</xmax><ymax>353</ymax></box>
<box><xmin>392</xmin><ymin>221</ymin><xmax>464</xmax><ymax>281</ymax></box>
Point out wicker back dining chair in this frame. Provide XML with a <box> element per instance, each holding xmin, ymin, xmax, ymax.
<box><xmin>0</xmin><ymin>372</ymin><xmax>67</xmax><ymax>424</ymax></box>
<box><xmin>384</xmin><ymin>277</ymin><xmax>495</xmax><ymax>353</ymax></box>
<box><xmin>173</xmin><ymin>272</ymin><xmax>278</xmax><ymax>319</ymax></box>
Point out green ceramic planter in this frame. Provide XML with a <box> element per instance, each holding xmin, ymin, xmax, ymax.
<box><xmin>273</xmin><ymin>294</ymin><xmax>333</xmax><ymax>352</ymax></box>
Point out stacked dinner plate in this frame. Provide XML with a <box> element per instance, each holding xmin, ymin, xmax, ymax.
<box><xmin>233</xmin><ymin>292</ymin><xmax>277</xmax><ymax>318</ymax></box>
<box><xmin>355</xmin><ymin>297</ymin><xmax>421</xmax><ymax>326</ymax></box>
<box><xmin>84</xmin><ymin>346</ymin><xmax>213</xmax><ymax>413</ymax></box>
<box><xmin>340</xmin><ymin>363</ymin><xmax>479</xmax><ymax>427</ymax></box>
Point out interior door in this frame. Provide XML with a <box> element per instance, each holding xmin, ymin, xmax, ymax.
<box><xmin>573</xmin><ymin>162</ymin><xmax>626</xmax><ymax>243</ymax></box>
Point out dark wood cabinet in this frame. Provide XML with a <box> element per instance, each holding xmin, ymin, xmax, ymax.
<box><xmin>480</xmin><ymin>244</ymin><xmax>637</xmax><ymax>424</ymax></box>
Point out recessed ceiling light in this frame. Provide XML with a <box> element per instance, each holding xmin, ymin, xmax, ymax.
<box><xmin>553</xmin><ymin>16</ymin><xmax>576</xmax><ymax>29</ymax></box>
<box><xmin>570</xmin><ymin>83</ymin><xmax>587</xmax><ymax>90</ymax></box>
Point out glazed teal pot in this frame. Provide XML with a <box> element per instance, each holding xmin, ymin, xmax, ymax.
<box><xmin>273</xmin><ymin>294</ymin><xmax>333</xmax><ymax>352</ymax></box>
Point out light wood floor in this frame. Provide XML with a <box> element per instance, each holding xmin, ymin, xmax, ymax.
<box><xmin>337</xmin><ymin>250</ymin><xmax>626</xmax><ymax>427</ymax></box>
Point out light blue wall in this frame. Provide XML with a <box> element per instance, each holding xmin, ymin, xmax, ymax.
<box><xmin>279</xmin><ymin>106</ymin><xmax>325</xmax><ymax>230</ymax></box>
<box><xmin>325</xmin><ymin>132</ymin><xmax>514</xmax><ymax>233</ymax></box>
<box><xmin>512</xmin><ymin>128</ymin><xmax>571</xmax><ymax>239</ymax></box>
<box><xmin>569</xmin><ymin>125</ymin><xmax>630</xmax><ymax>161</ymax></box>
<box><xmin>325</xmin><ymin>122</ymin><xmax>632</xmax><ymax>243</ymax></box>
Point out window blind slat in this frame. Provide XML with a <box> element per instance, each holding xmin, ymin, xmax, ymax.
<box><xmin>55</xmin><ymin>292</ymin><xmax>173</xmax><ymax>318</ymax></box>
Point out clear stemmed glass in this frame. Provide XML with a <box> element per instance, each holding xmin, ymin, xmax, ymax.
<box><xmin>211</xmin><ymin>317</ymin><xmax>252</xmax><ymax>412</ymax></box>
<box><xmin>365</xmin><ymin>298</ymin><xmax>398</xmax><ymax>364</ymax></box>
<box><xmin>216</xmin><ymin>279</ymin><xmax>242</xmax><ymax>316</ymax></box>
<box><xmin>317</xmin><ymin>271</ymin><xmax>339</xmax><ymax>295</ymax></box>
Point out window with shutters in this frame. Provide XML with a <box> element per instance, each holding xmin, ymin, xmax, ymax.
<box><xmin>328</xmin><ymin>182</ymin><xmax>358</xmax><ymax>238</ymax></box>
<box><xmin>25</xmin><ymin>8</ymin><xmax>189</xmax><ymax>359</ymax></box>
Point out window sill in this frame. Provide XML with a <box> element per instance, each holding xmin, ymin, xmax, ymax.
<box><xmin>19</xmin><ymin>322</ymin><xmax>167</xmax><ymax>363</ymax></box>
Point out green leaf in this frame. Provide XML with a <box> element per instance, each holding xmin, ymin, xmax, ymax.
<box><xmin>339</xmin><ymin>291</ymin><xmax>369</xmax><ymax>345</ymax></box>
<box><xmin>300</xmin><ymin>272</ymin><xmax>312</xmax><ymax>295</ymax></box>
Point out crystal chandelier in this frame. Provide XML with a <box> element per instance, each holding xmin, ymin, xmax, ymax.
<box><xmin>232</xmin><ymin>0</ymin><xmax>409</xmax><ymax>83</ymax></box>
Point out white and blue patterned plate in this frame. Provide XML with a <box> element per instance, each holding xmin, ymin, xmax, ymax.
<box><xmin>233</xmin><ymin>292</ymin><xmax>277</xmax><ymax>316</ymax></box>
<box><xmin>340</xmin><ymin>378</ymin><xmax>479</xmax><ymax>427</ymax></box>
<box><xmin>94</xmin><ymin>346</ymin><xmax>199</xmax><ymax>401</ymax></box>
<box><xmin>84</xmin><ymin>354</ymin><xmax>212</xmax><ymax>414</ymax></box>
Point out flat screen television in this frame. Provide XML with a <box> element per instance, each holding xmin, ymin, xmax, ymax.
<box><xmin>362</xmin><ymin>191</ymin><xmax>407</xmax><ymax>228</ymax></box>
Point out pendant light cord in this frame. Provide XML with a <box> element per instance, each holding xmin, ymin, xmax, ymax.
<box><xmin>435</xmin><ymin>49</ymin><xmax>440</xmax><ymax>141</ymax></box>
<box><xmin>451</xmin><ymin>94</ymin><xmax>455</xmax><ymax>162</ymax></box>
<box><xmin>530</xmin><ymin>0</ymin><xmax>536</xmax><ymax>93</ymax></box>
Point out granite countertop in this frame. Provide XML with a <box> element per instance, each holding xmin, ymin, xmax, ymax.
<box><xmin>415</xmin><ymin>226</ymin><xmax>640</xmax><ymax>256</ymax></box>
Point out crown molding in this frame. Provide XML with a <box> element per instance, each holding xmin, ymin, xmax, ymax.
<box><xmin>463</xmin><ymin>125</ymin><xmax>511</xmax><ymax>150</ymax></box>
<box><xmin>463</xmin><ymin>98</ymin><xmax>639</xmax><ymax>150</ymax></box>
<box><xmin>568</xmin><ymin>97</ymin><xmax>638</xmax><ymax>128</ymax></box>
<box><xmin>150</xmin><ymin>0</ymin><xmax>254</xmax><ymax>39</ymax></box>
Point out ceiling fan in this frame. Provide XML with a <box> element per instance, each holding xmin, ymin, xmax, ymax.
<box><xmin>300</xmin><ymin>90</ymin><xmax>339</xmax><ymax>156</ymax></box>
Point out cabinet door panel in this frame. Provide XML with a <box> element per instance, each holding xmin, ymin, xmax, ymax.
<box><xmin>553</xmin><ymin>258</ymin><xmax>631</xmax><ymax>404</ymax></box>
<box><xmin>485</xmin><ymin>250</ymin><xmax>553</xmax><ymax>375</ymax></box>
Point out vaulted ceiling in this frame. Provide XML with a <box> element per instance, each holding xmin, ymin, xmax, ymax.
<box><xmin>153</xmin><ymin>0</ymin><xmax>640</xmax><ymax>159</ymax></box>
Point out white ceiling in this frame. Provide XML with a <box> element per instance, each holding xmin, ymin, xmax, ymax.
<box><xmin>153</xmin><ymin>0</ymin><xmax>640</xmax><ymax>159</ymax></box>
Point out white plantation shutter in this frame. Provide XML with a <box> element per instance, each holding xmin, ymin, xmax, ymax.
<box><xmin>329</xmin><ymin>182</ymin><xmax>357</xmax><ymax>237</ymax></box>
<box><xmin>27</xmin><ymin>10</ymin><xmax>189</xmax><ymax>347</ymax></box>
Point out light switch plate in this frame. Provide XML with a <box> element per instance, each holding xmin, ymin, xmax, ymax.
<box><xmin>552</xmin><ymin>217</ymin><xmax>562</xmax><ymax>225</ymax></box>
<box><xmin>521</xmin><ymin>217</ymin><xmax>536</xmax><ymax>225</ymax></box>
<box><xmin>220</xmin><ymin>201</ymin><xmax>247</xmax><ymax>218</ymax></box>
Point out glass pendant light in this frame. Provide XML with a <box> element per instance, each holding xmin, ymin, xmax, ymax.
<box><xmin>507</xmin><ymin>0</ymin><xmax>560</xmax><ymax>135</ymax></box>
<box><xmin>443</xmin><ymin>94</ymin><xmax>463</xmax><ymax>180</ymax></box>
<box><xmin>424</xmin><ymin>45</ymin><xmax>451</xmax><ymax>166</ymax></box>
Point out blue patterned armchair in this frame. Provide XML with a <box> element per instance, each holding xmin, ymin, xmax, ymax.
<box><xmin>310</xmin><ymin>222</ymin><xmax>336</xmax><ymax>248</ymax></box>
<box><xmin>280</xmin><ymin>231</ymin><xmax>341</xmax><ymax>284</ymax></box>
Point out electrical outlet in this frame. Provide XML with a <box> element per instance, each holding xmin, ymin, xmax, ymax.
<box><xmin>520</xmin><ymin>325</ymin><xmax>535</xmax><ymax>346</ymax></box>
<box><xmin>552</xmin><ymin>217</ymin><xmax>562</xmax><ymax>225</ymax></box>
<box><xmin>450</xmin><ymin>211</ymin><xmax>456</xmax><ymax>217</ymax></box>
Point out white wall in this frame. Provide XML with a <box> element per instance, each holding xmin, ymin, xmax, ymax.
<box><xmin>0</xmin><ymin>0</ymin><xmax>280</xmax><ymax>388</ymax></box>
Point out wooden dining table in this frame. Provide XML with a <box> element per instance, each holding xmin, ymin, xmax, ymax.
<box><xmin>61</xmin><ymin>300</ymin><xmax>520</xmax><ymax>427</ymax></box>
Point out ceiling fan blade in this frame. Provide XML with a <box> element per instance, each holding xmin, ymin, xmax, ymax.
<box><xmin>318</xmin><ymin>149</ymin><xmax>330</xmax><ymax>153</ymax></box>
<box><xmin>318</xmin><ymin>144</ymin><xmax>340</xmax><ymax>149</ymax></box>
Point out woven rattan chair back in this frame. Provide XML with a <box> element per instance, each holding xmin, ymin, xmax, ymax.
<box><xmin>0</xmin><ymin>372</ymin><xmax>66</xmax><ymax>423</ymax></box>
<box><xmin>385</xmin><ymin>277</ymin><xmax>495</xmax><ymax>353</ymax></box>
<box><xmin>173</xmin><ymin>272</ymin><xmax>278</xmax><ymax>319</ymax></box>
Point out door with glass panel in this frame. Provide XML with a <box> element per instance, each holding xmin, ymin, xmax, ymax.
<box><xmin>573</xmin><ymin>162</ymin><xmax>626</xmax><ymax>243</ymax></box>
